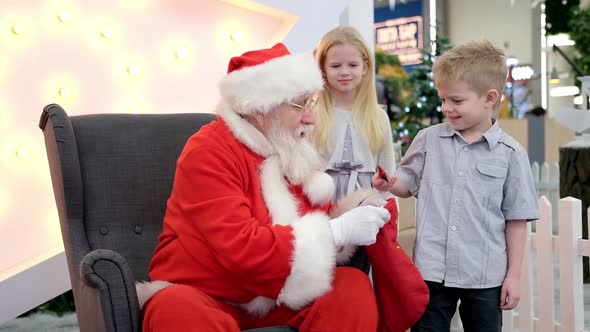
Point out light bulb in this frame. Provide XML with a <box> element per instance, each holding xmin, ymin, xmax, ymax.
<box><xmin>58</xmin><ymin>85</ymin><xmax>73</xmax><ymax>99</ymax></box>
<box><xmin>101</xmin><ymin>26</ymin><xmax>113</xmax><ymax>39</ymax></box>
<box><xmin>15</xmin><ymin>146</ymin><xmax>30</xmax><ymax>159</ymax></box>
<box><xmin>174</xmin><ymin>48</ymin><xmax>189</xmax><ymax>61</ymax></box>
<box><xmin>57</xmin><ymin>11</ymin><xmax>72</xmax><ymax>22</ymax></box>
<box><xmin>230</xmin><ymin>31</ymin><xmax>243</xmax><ymax>43</ymax></box>
<box><xmin>130</xmin><ymin>107</ymin><xmax>142</xmax><ymax>114</ymax></box>
<box><xmin>127</xmin><ymin>63</ymin><xmax>143</xmax><ymax>77</ymax></box>
<box><xmin>11</xmin><ymin>22</ymin><xmax>26</xmax><ymax>35</ymax></box>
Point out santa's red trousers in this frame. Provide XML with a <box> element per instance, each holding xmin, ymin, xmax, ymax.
<box><xmin>142</xmin><ymin>266</ymin><xmax>378</xmax><ymax>332</ymax></box>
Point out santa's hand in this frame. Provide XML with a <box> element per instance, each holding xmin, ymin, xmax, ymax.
<box><xmin>360</xmin><ymin>191</ymin><xmax>395</xmax><ymax>208</ymax></box>
<box><xmin>329</xmin><ymin>206</ymin><xmax>390</xmax><ymax>246</ymax></box>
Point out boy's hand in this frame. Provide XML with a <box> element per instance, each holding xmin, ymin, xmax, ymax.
<box><xmin>371</xmin><ymin>172</ymin><xmax>397</xmax><ymax>192</ymax></box>
<box><xmin>377</xmin><ymin>166</ymin><xmax>388</xmax><ymax>181</ymax></box>
<box><xmin>500</xmin><ymin>275</ymin><xmax>520</xmax><ymax>310</ymax></box>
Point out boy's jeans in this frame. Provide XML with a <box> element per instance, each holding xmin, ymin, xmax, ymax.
<box><xmin>411</xmin><ymin>281</ymin><xmax>502</xmax><ymax>332</ymax></box>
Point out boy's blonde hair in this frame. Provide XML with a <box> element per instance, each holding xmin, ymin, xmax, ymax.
<box><xmin>432</xmin><ymin>40</ymin><xmax>508</xmax><ymax>112</ymax></box>
<box><xmin>312</xmin><ymin>26</ymin><xmax>384</xmax><ymax>155</ymax></box>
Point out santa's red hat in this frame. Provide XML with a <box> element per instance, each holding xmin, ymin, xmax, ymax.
<box><xmin>219</xmin><ymin>43</ymin><xmax>323</xmax><ymax>115</ymax></box>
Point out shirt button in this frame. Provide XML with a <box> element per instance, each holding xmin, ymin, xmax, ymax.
<box><xmin>451</xmin><ymin>225</ymin><xmax>457</xmax><ymax>231</ymax></box>
<box><xmin>455</xmin><ymin>199</ymin><xmax>460</xmax><ymax>204</ymax></box>
<box><xmin>463</xmin><ymin>146</ymin><xmax>469</xmax><ymax>151</ymax></box>
<box><xmin>458</xmin><ymin>171</ymin><xmax>464</xmax><ymax>177</ymax></box>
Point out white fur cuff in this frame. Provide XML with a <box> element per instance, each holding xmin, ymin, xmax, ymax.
<box><xmin>277</xmin><ymin>212</ymin><xmax>336</xmax><ymax>309</ymax></box>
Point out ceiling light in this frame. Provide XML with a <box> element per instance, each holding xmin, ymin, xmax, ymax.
<box><xmin>550</xmin><ymin>86</ymin><xmax>580</xmax><ymax>97</ymax></box>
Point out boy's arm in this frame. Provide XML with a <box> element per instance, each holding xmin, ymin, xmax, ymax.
<box><xmin>372</xmin><ymin>174</ymin><xmax>411</xmax><ymax>197</ymax></box>
<box><xmin>501</xmin><ymin>219</ymin><xmax>527</xmax><ymax>310</ymax></box>
<box><xmin>372</xmin><ymin>129</ymin><xmax>428</xmax><ymax>198</ymax></box>
<box><xmin>500</xmin><ymin>140</ymin><xmax>538</xmax><ymax>310</ymax></box>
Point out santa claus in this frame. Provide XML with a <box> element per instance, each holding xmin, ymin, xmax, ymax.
<box><xmin>136</xmin><ymin>43</ymin><xmax>427</xmax><ymax>332</ymax></box>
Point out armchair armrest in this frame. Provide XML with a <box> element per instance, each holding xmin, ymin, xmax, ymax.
<box><xmin>80</xmin><ymin>249</ymin><xmax>141</xmax><ymax>332</ymax></box>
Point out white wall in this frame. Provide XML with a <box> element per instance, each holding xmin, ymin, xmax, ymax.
<box><xmin>256</xmin><ymin>0</ymin><xmax>351</xmax><ymax>52</ymax></box>
<box><xmin>340</xmin><ymin>0</ymin><xmax>376</xmax><ymax>51</ymax></box>
<box><xmin>445</xmin><ymin>0</ymin><xmax>545</xmax><ymax>111</ymax></box>
<box><xmin>446</xmin><ymin>0</ymin><xmax>533</xmax><ymax>65</ymax></box>
<box><xmin>0</xmin><ymin>0</ymin><xmax>285</xmax><ymax>277</ymax></box>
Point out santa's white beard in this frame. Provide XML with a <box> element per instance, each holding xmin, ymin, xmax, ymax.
<box><xmin>267</xmin><ymin>119</ymin><xmax>321</xmax><ymax>185</ymax></box>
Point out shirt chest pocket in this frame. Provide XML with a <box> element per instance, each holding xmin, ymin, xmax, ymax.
<box><xmin>472</xmin><ymin>160</ymin><xmax>508</xmax><ymax>194</ymax></box>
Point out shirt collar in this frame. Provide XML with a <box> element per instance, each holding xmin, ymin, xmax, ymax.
<box><xmin>438</xmin><ymin>120</ymin><xmax>502</xmax><ymax>149</ymax></box>
<box><xmin>482</xmin><ymin>120</ymin><xmax>502</xmax><ymax>149</ymax></box>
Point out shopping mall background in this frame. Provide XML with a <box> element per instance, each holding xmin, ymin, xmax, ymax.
<box><xmin>0</xmin><ymin>0</ymin><xmax>586</xmax><ymax>325</ymax></box>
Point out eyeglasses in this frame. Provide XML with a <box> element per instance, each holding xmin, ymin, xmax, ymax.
<box><xmin>288</xmin><ymin>96</ymin><xmax>319</xmax><ymax>110</ymax></box>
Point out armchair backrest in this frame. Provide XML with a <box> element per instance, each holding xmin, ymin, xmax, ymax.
<box><xmin>40</xmin><ymin>103</ymin><xmax>217</xmax><ymax>285</ymax></box>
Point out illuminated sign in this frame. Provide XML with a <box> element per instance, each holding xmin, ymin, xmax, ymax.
<box><xmin>375</xmin><ymin>16</ymin><xmax>424</xmax><ymax>66</ymax></box>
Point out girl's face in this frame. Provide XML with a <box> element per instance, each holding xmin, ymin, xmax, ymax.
<box><xmin>323</xmin><ymin>43</ymin><xmax>367</xmax><ymax>99</ymax></box>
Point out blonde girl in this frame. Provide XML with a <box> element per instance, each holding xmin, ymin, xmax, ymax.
<box><xmin>312</xmin><ymin>26</ymin><xmax>396</xmax><ymax>272</ymax></box>
<box><xmin>313</xmin><ymin>26</ymin><xmax>396</xmax><ymax>202</ymax></box>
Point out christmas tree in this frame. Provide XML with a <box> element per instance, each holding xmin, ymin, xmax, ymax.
<box><xmin>390</xmin><ymin>37</ymin><xmax>453</xmax><ymax>153</ymax></box>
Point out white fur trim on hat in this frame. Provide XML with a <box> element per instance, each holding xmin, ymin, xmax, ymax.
<box><xmin>303</xmin><ymin>171</ymin><xmax>335</xmax><ymax>206</ymax></box>
<box><xmin>219</xmin><ymin>53</ymin><xmax>324</xmax><ymax>115</ymax></box>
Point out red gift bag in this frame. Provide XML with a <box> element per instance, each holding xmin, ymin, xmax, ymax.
<box><xmin>366</xmin><ymin>199</ymin><xmax>429</xmax><ymax>332</ymax></box>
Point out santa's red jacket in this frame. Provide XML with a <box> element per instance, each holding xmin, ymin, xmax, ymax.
<box><xmin>148</xmin><ymin>108</ymin><xmax>428</xmax><ymax>330</ymax></box>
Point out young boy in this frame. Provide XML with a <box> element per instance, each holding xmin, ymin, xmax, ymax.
<box><xmin>372</xmin><ymin>40</ymin><xmax>539</xmax><ymax>331</ymax></box>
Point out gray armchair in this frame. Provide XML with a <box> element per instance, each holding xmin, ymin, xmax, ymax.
<box><xmin>39</xmin><ymin>104</ymin><xmax>296</xmax><ymax>332</ymax></box>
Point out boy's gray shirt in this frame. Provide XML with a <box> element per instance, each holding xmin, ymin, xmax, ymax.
<box><xmin>396</xmin><ymin>121</ymin><xmax>539</xmax><ymax>288</ymax></box>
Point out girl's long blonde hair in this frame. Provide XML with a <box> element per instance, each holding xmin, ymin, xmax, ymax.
<box><xmin>312</xmin><ymin>26</ymin><xmax>384</xmax><ymax>155</ymax></box>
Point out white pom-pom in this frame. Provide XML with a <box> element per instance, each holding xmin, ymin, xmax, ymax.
<box><xmin>303</xmin><ymin>171</ymin><xmax>335</xmax><ymax>205</ymax></box>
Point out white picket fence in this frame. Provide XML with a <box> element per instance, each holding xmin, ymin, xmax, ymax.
<box><xmin>451</xmin><ymin>196</ymin><xmax>590</xmax><ymax>332</ymax></box>
<box><xmin>531</xmin><ymin>162</ymin><xmax>560</xmax><ymax>231</ymax></box>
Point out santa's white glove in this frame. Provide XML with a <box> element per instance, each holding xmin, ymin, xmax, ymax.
<box><xmin>359</xmin><ymin>191</ymin><xmax>396</xmax><ymax>208</ymax></box>
<box><xmin>329</xmin><ymin>206</ymin><xmax>390</xmax><ymax>246</ymax></box>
